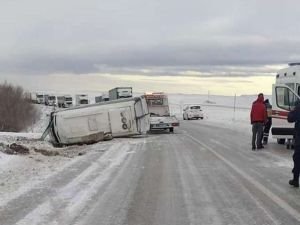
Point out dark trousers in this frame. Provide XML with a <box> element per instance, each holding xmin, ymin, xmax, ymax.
<box><xmin>292</xmin><ymin>149</ymin><xmax>300</xmax><ymax>182</ymax></box>
<box><xmin>263</xmin><ymin>118</ymin><xmax>272</xmax><ymax>143</ymax></box>
<box><xmin>252</xmin><ymin>122</ymin><xmax>263</xmax><ymax>148</ymax></box>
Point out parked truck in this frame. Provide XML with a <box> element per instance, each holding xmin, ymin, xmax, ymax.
<box><xmin>144</xmin><ymin>92</ymin><xmax>179</xmax><ymax>132</ymax></box>
<box><xmin>272</xmin><ymin>62</ymin><xmax>300</xmax><ymax>148</ymax></box>
<box><xmin>95</xmin><ymin>95</ymin><xmax>103</xmax><ymax>103</ymax></box>
<box><xmin>57</xmin><ymin>95</ymin><xmax>73</xmax><ymax>108</ymax></box>
<box><xmin>103</xmin><ymin>93</ymin><xmax>110</xmax><ymax>101</ymax></box>
<box><xmin>45</xmin><ymin>95</ymin><xmax>56</xmax><ymax>106</ymax></box>
<box><xmin>42</xmin><ymin>96</ymin><xmax>150</xmax><ymax>145</ymax></box>
<box><xmin>36</xmin><ymin>93</ymin><xmax>47</xmax><ymax>104</ymax></box>
<box><xmin>75</xmin><ymin>94</ymin><xmax>89</xmax><ymax>106</ymax></box>
<box><xmin>57</xmin><ymin>96</ymin><xmax>65</xmax><ymax>108</ymax></box>
<box><xmin>26</xmin><ymin>92</ymin><xmax>38</xmax><ymax>103</ymax></box>
<box><xmin>65</xmin><ymin>95</ymin><xmax>73</xmax><ymax>107</ymax></box>
<box><xmin>109</xmin><ymin>87</ymin><xmax>132</xmax><ymax>101</ymax></box>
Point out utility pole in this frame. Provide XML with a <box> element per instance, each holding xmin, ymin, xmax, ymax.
<box><xmin>233</xmin><ymin>93</ymin><xmax>236</xmax><ymax>121</ymax></box>
<box><xmin>208</xmin><ymin>90</ymin><xmax>210</xmax><ymax>103</ymax></box>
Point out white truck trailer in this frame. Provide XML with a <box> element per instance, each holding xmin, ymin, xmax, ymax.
<box><xmin>95</xmin><ymin>96</ymin><xmax>103</xmax><ymax>103</ymax></box>
<box><xmin>64</xmin><ymin>95</ymin><xmax>73</xmax><ymax>107</ymax></box>
<box><xmin>46</xmin><ymin>95</ymin><xmax>56</xmax><ymax>106</ymax></box>
<box><xmin>57</xmin><ymin>95</ymin><xmax>73</xmax><ymax>108</ymax></box>
<box><xmin>36</xmin><ymin>93</ymin><xmax>47</xmax><ymax>104</ymax></box>
<box><xmin>42</xmin><ymin>96</ymin><xmax>150</xmax><ymax>145</ymax></box>
<box><xmin>57</xmin><ymin>96</ymin><xmax>65</xmax><ymax>108</ymax></box>
<box><xmin>272</xmin><ymin>62</ymin><xmax>300</xmax><ymax>148</ymax></box>
<box><xmin>109</xmin><ymin>87</ymin><xmax>132</xmax><ymax>100</ymax></box>
<box><xmin>27</xmin><ymin>92</ymin><xmax>38</xmax><ymax>103</ymax></box>
<box><xmin>144</xmin><ymin>92</ymin><xmax>179</xmax><ymax>132</ymax></box>
<box><xmin>75</xmin><ymin>94</ymin><xmax>89</xmax><ymax>106</ymax></box>
<box><xmin>103</xmin><ymin>93</ymin><xmax>110</xmax><ymax>101</ymax></box>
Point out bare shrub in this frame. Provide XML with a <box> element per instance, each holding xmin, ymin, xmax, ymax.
<box><xmin>0</xmin><ymin>82</ymin><xmax>40</xmax><ymax>132</ymax></box>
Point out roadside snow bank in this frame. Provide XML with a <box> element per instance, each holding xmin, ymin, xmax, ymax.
<box><xmin>201</xmin><ymin>106</ymin><xmax>251</xmax><ymax>134</ymax></box>
<box><xmin>0</xmin><ymin>149</ymin><xmax>71</xmax><ymax>207</ymax></box>
<box><xmin>0</xmin><ymin>132</ymin><xmax>42</xmax><ymax>140</ymax></box>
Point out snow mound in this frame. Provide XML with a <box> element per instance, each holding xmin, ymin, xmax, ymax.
<box><xmin>24</xmin><ymin>105</ymin><xmax>54</xmax><ymax>133</ymax></box>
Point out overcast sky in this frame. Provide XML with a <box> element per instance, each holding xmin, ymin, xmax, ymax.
<box><xmin>0</xmin><ymin>0</ymin><xmax>299</xmax><ymax>95</ymax></box>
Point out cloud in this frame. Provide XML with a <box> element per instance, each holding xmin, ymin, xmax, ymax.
<box><xmin>0</xmin><ymin>37</ymin><xmax>297</xmax><ymax>77</ymax></box>
<box><xmin>0</xmin><ymin>0</ymin><xmax>300</xmax><ymax>95</ymax></box>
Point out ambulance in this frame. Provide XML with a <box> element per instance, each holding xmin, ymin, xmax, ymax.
<box><xmin>272</xmin><ymin>63</ymin><xmax>300</xmax><ymax>147</ymax></box>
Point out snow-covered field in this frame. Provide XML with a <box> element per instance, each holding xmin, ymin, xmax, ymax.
<box><xmin>0</xmin><ymin>94</ymin><xmax>268</xmax><ymax>210</ymax></box>
<box><xmin>168</xmin><ymin>93</ymin><xmax>256</xmax><ymax>134</ymax></box>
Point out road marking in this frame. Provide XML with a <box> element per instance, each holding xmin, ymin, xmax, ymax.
<box><xmin>184</xmin><ymin>132</ymin><xmax>300</xmax><ymax>222</ymax></box>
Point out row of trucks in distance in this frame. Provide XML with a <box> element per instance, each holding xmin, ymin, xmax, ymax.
<box><xmin>42</xmin><ymin>90</ymin><xmax>180</xmax><ymax>145</ymax></box>
<box><xmin>30</xmin><ymin>93</ymin><xmax>89</xmax><ymax>107</ymax></box>
<box><xmin>30</xmin><ymin>87</ymin><xmax>134</xmax><ymax>107</ymax></box>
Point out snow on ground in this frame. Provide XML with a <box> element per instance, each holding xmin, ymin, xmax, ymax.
<box><xmin>169</xmin><ymin>94</ymin><xmax>254</xmax><ymax>135</ymax></box>
<box><xmin>0</xmin><ymin>104</ymin><xmax>102</xmax><ymax>205</ymax></box>
<box><xmin>0</xmin><ymin>136</ymin><xmax>121</xmax><ymax>209</ymax></box>
<box><xmin>24</xmin><ymin>104</ymin><xmax>54</xmax><ymax>134</ymax></box>
<box><xmin>0</xmin><ymin>150</ymin><xmax>70</xmax><ymax>206</ymax></box>
<box><xmin>168</xmin><ymin>93</ymin><xmax>271</xmax><ymax>108</ymax></box>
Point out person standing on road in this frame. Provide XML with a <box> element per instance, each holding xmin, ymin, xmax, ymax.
<box><xmin>250</xmin><ymin>93</ymin><xmax>267</xmax><ymax>150</ymax></box>
<box><xmin>263</xmin><ymin>99</ymin><xmax>272</xmax><ymax>145</ymax></box>
<box><xmin>287</xmin><ymin>100</ymin><xmax>300</xmax><ymax>188</ymax></box>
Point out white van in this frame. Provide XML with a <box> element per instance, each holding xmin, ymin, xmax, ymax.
<box><xmin>42</xmin><ymin>96</ymin><xmax>149</xmax><ymax>145</ymax></box>
<box><xmin>183</xmin><ymin>105</ymin><xmax>204</xmax><ymax>120</ymax></box>
<box><xmin>272</xmin><ymin>63</ymin><xmax>300</xmax><ymax>146</ymax></box>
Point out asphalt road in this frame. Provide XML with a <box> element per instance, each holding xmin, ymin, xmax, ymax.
<box><xmin>1</xmin><ymin>120</ymin><xmax>300</xmax><ymax>225</ymax></box>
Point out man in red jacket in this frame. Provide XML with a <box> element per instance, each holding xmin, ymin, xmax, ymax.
<box><xmin>250</xmin><ymin>93</ymin><xmax>267</xmax><ymax>150</ymax></box>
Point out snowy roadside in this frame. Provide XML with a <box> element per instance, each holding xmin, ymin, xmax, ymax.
<box><xmin>0</xmin><ymin>150</ymin><xmax>71</xmax><ymax>206</ymax></box>
<box><xmin>0</xmin><ymin>136</ymin><xmax>123</xmax><ymax>208</ymax></box>
<box><xmin>0</xmin><ymin>104</ymin><xmax>98</xmax><ymax>205</ymax></box>
<box><xmin>198</xmin><ymin>106</ymin><xmax>252</xmax><ymax>135</ymax></box>
<box><xmin>0</xmin><ymin>103</ymin><xmax>148</xmax><ymax>208</ymax></box>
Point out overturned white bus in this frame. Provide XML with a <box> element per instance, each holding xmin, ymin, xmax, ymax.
<box><xmin>42</xmin><ymin>96</ymin><xmax>150</xmax><ymax>146</ymax></box>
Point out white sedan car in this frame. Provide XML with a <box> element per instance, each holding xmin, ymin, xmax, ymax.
<box><xmin>183</xmin><ymin>105</ymin><xmax>204</xmax><ymax>120</ymax></box>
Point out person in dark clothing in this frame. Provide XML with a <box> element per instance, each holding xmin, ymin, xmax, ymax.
<box><xmin>263</xmin><ymin>99</ymin><xmax>272</xmax><ymax>144</ymax></box>
<box><xmin>250</xmin><ymin>93</ymin><xmax>267</xmax><ymax>150</ymax></box>
<box><xmin>287</xmin><ymin>100</ymin><xmax>300</xmax><ymax>188</ymax></box>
